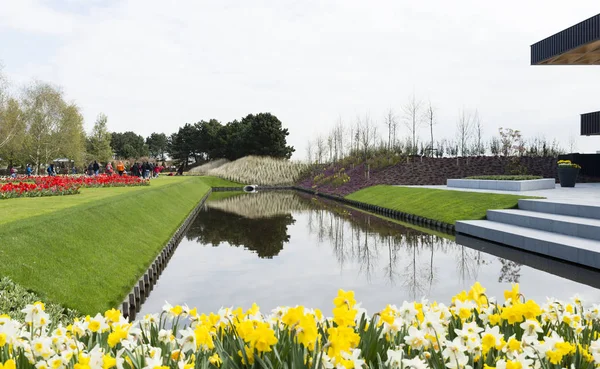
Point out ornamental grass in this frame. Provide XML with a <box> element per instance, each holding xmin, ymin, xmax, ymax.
<box><xmin>2</xmin><ymin>283</ymin><xmax>600</xmax><ymax>369</ymax></box>
<box><xmin>207</xmin><ymin>156</ymin><xmax>310</xmax><ymax>186</ymax></box>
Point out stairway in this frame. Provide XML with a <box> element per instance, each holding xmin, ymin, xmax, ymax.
<box><xmin>456</xmin><ymin>199</ymin><xmax>600</xmax><ymax>269</ymax></box>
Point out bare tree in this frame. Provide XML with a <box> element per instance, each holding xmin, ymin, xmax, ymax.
<box><xmin>358</xmin><ymin>113</ymin><xmax>377</xmax><ymax>159</ymax></box>
<box><xmin>315</xmin><ymin>135</ymin><xmax>325</xmax><ymax>164</ymax></box>
<box><xmin>568</xmin><ymin>134</ymin><xmax>578</xmax><ymax>154</ymax></box>
<box><xmin>326</xmin><ymin>132</ymin><xmax>334</xmax><ymax>162</ymax></box>
<box><xmin>306</xmin><ymin>139</ymin><xmax>313</xmax><ymax>163</ymax></box>
<box><xmin>456</xmin><ymin>108</ymin><xmax>474</xmax><ymax>157</ymax></box>
<box><xmin>425</xmin><ymin>101</ymin><xmax>435</xmax><ymax>157</ymax></box>
<box><xmin>384</xmin><ymin>108</ymin><xmax>398</xmax><ymax>151</ymax></box>
<box><xmin>473</xmin><ymin>110</ymin><xmax>485</xmax><ymax>156</ymax></box>
<box><xmin>333</xmin><ymin>116</ymin><xmax>345</xmax><ymax>160</ymax></box>
<box><xmin>402</xmin><ymin>93</ymin><xmax>423</xmax><ymax>155</ymax></box>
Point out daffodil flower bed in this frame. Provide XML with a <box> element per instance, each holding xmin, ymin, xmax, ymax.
<box><xmin>3</xmin><ymin>284</ymin><xmax>600</xmax><ymax>369</ymax></box>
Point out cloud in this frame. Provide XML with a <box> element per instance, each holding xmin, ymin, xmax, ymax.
<box><xmin>1</xmin><ymin>0</ymin><xmax>599</xmax><ymax>156</ymax></box>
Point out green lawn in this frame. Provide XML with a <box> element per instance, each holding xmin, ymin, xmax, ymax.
<box><xmin>0</xmin><ymin>176</ymin><xmax>215</xmax><ymax>314</ymax></box>
<box><xmin>195</xmin><ymin>176</ymin><xmax>244</xmax><ymax>188</ymax></box>
<box><xmin>346</xmin><ymin>185</ymin><xmax>537</xmax><ymax>225</ymax></box>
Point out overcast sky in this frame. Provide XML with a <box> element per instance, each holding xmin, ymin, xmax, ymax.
<box><xmin>1</xmin><ymin>0</ymin><xmax>599</xmax><ymax>159</ymax></box>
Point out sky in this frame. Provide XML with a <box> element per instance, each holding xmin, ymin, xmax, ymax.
<box><xmin>1</xmin><ymin>0</ymin><xmax>599</xmax><ymax>159</ymax></box>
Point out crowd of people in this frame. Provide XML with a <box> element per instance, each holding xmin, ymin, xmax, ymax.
<box><xmin>83</xmin><ymin>161</ymin><xmax>164</xmax><ymax>178</ymax></box>
<box><xmin>6</xmin><ymin>161</ymin><xmax>166</xmax><ymax>178</ymax></box>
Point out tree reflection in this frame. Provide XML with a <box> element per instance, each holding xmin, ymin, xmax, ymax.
<box><xmin>300</xmin><ymin>194</ymin><xmax>458</xmax><ymax>297</ymax></box>
<box><xmin>186</xmin><ymin>207</ymin><xmax>294</xmax><ymax>258</ymax></box>
<box><xmin>498</xmin><ymin>259</ymin><xmax>521</xmax><ymax>283</ymax></box>
<box><xmin>187</xmin><ymin>191</ymin><xmax>484</xmax><ymax>296</ymax></box>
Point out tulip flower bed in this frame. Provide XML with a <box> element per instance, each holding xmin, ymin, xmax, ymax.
<box><xmin>0</xmin><ymin>180</ymin><xmax>79</xmax><ymax>199</ymax></box>
<box><xmin>0</xmin><ymin>175</ymin><xmax>149</xmax><ymax>199</ymax></box>
<box><xmin>34</xmin><ymin>175</ymin><xmax>149</xmax><ymax>189</ymax></box>
<box><xmin>4</xmin><ymin>284</ymin><xmax>600</xmax><ymax>369</ymax></box>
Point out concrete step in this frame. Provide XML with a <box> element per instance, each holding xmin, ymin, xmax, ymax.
<box><xmin>456</xmin><ymin>233</ymin><xmax>600</xmax><ymax>290</ymax></box>
<box><xmin>456</xmin><ymin>220</ymin><xmax>600</xmax><ymax>269</ymax></box>
<box><xmin>518</xmin><ymin>199</ymin><xmax>600</xmax><ymax>220</ymax></box>
<box><xmin>487</xmin><ymin>209</ymin><xmax>600</xmax><ymax>241</ymax></box>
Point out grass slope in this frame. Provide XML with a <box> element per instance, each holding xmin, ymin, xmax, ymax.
<box><xmin>195</xmin><ymin>176</ymin><xmax>244</xmax><ymax>188</ymax></box>
<box><xmin>0</xmin><ymin>177</ymin><xmax>210</xmax><ymax>314</ymax></box>
<box><xmin>346</xmin><ymin>185</ymin><xmax>536</xmax><ymax>224</ymax></box>
<box><xmin>0</xmin><ymin>177</ymin><xmax>190</xmax><ymax>225</ymax></box>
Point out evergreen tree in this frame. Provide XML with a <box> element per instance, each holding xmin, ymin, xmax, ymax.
<box><xmin>86</xmin><ymin>113</ymin><xmax>113</xmax><ymax>163</ymax></box>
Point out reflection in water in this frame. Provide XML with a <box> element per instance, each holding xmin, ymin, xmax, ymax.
<box><xmin>193</xmin><ymin>192</ymin><xmax>519</xmax><ymax>299</ymax></box>
<box><xmin>186</xmin><ymin>207</ymin><xmax>294</xmax><ymax>259</ymax></box>
<box><xmin>138</xmin><ymin>191</ymin><xmax>600</xmax><ymax>315</ymax></box>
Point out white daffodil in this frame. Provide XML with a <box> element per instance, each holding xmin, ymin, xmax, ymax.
<box><xmin>385</xmin><ymin>348</ymin><xmax>404</xmax><ymax>369</ymax></box>
<box><xmin>519</xmin><ymin>319</ymin><xmax>543</xmax><ymax>337</ymax></box>
<box><xmin>178</xmin><ymin>328</ymin><xmax>196</xmax><ymax>353</ymax></box>
<box><xmin>402</xmin><ymin>356</ymin><xmax>429</xmax><ymax>369</ymax></box>
<box><xmin>404</xmin><ymin>326</ymin><xmax>429</xmax><ymax>350</ymax></box>
<box><xmin>590</xmin><ymin>338</ymin><xmax>600</xmax><ymax>363</ymax></box>
<box><xmin>342</xmin><ymin>348</ymin><xmax>365</xmax><ymax>369</ymax></box>
<box><xmin>87</xmin><ymin>313</ymin><xmax>109</xmax><ymax>333</ymax></box>
<box><xmin>442</xmin><ymin>338</ymin><xmax>468</xmax><ymax>369</ymax></box>
<box><xmin>399</xmin><ymin>301</ymin><xmax>418</xmax><ymax>322</ymax></box>
<box><xmin>480</xmin><ymin>325</ymin><xmax>503</xmax><ymax>350</ymax></box>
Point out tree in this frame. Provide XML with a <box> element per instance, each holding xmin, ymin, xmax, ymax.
<box><xmin>111</xmin><ymin>131</ymin><xmax>148</xmax><ymax>159</ymax></box>
<box><xmin>0</xmin><ymin>98</ymin><xmax>25</xmax><ymax>164</ymax></box>
<box><xmin>384</xmin><ymin>108</ymin><xmax>398</xmax><ymax>151</ymax></box>
<box><xmin>86</xmin><ymin>113</ymin><xmax>113</xmax><ymax>163</ymax></box>
<box><xmin>358</xmin><ymin>113</ymin><xmax>377</xmax><ymax>159</ymax></box>
<box><xmin>21</xmin><ymin>82</ymin><xmax>80</xmax><ymax>174</ymax></box>
<box><xmin>473</xmin><ymin>111</ymin><xmax>485</xmax><ymax>156</ymax></box>
<box><xmin>402</xmin><ymin>93</ymin><xmax>423</xmax><ymax>155</ymax></box>
<box><xmin>456</xmin><ymin>108</ymin><xmax>474</xmax><ymax>157</ymax></box>
<box><xmin>0</xmin><ymin>65</ymin><xmax>20</xmax><ymax>151</ymax></box>
<box><xmin>425</xmin><ymin>101</ymin><xmax>435</xmax><ymax>157</ymax></box>
<box><xmin>166</xmin><ymin>124</ymin><xmax>199</xmax><ymax>167</ymax></box>
<box><xmin>237</xmin><ymin>113</ymin><xmax>294</xmax><ymax>159</ymax></box>
<box><xmin>59</xmin><ymin>103</ymin><xmax>86</xmax><ymax>167</ymax></box>
<box><xmin>306</xmin><ymin>139</ymin><xmax>313</xmax><ymax>163</ymax></box>
<box><xmin>146</xmin><ymin>132</ymin><xmax>168</xmax><ymax>160</ymax></box>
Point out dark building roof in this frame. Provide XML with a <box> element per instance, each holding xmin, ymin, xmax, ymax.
<box><xmin>581</xmin><ymin>111</ymin><xmax>600</xmax><ymax>136</ymax></box>
<box><xmin>531</xmin><ymin>14</ymin><xmax>600</xmax><ymax>65</ymax></box>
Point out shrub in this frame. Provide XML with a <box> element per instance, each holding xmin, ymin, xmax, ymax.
<box><xmin>0</xmin><ymin>277</ymin><xmax>78</xmax><ymax>324</ymax></box>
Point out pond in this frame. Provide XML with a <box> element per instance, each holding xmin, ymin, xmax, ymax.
<box><xmin>138</xmin><ymin>191</ymin><xmax>600</xmax><ymax>316</ymax></box>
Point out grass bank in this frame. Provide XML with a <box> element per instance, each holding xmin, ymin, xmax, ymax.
<box><xmin>0</xmin><ymin>176</ymin><xmax>212</xmax><ymax>314</ymax></box>
<box><xmin>346</xmin><ymin>185</ymin><xmax>537</xmax><ymax>224</ymax></box>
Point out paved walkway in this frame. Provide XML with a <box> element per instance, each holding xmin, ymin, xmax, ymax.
<box><xmin>402</xmin><ymin>183</ymin><xmax>600</xmax><ymax>205</ymax></box>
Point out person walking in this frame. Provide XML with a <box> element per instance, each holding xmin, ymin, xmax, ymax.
<box><xmin>106</xmin><ymin>162</ymin><xmax>114</xmax><ymax>175</ymax></box>
<box><xmin>9</xmin><ymin>166</ymin><xmax>17</xmax><ymax>179</ymax></box>
<box><xmin>132</xmin><ymin>162</ymin><xmax>140</xmax><ymax>177</ymax></box>
<box><xmin>25</xmin><ymin>164</ymin><xmax>32</xmax><ymax>177</ymax></box>
<box><xmin>143</xmin><ymin>162</ymin><xmax>150</xmax><ymax>179</ymax></box>
<box><xmin>117</xmin><ymin>161</ymin><xmax>125</xmax><ymax>176</ymax></box>
<box><xmin>93</xmin><ymin>161</ymin><xmax>100</xmax><ymax>176</ymax></box>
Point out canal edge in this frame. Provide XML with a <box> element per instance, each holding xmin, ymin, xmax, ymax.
<box><xmin>121</xmin><ymin>188</ymin><xmax>212</xmax><ymax>320</ymax></box>
<box><xmin>292</xmin><ymin>186</ymin><xmax>456</xmax><ymax>235</ymax></box>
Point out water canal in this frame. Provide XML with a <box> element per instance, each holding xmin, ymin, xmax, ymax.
<box><xmin>138</xmin><ymin>191</ymin><xmax>600</xmax><ymax>316</ymax></box>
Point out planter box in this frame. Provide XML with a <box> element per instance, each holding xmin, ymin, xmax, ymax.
<box><xmin>557</xmin><ymin>167</ymin><xmax>579</xmax><ymax>187</ymax></box>
<box><xmin>447</xmin><ymin>178</ymin><xmax>556</xmax><ymax>191</ymax></box>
